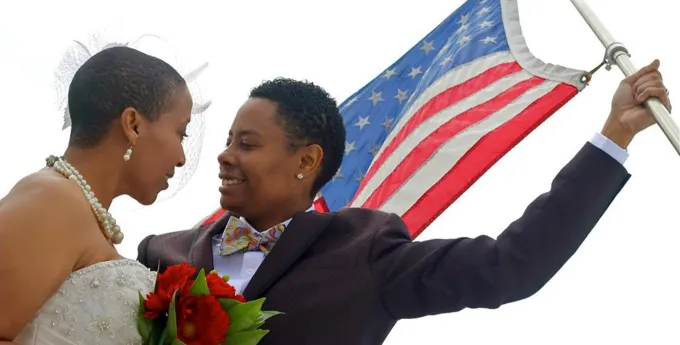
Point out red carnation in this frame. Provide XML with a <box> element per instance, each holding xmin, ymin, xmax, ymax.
<box><xmin>206</xmin><ymin>273</ymin><xmax>247</xmax><ymax>303</ymax></box>
<box><xmin>144</xmin><ymin>263</ymin><xmax>196</xmax><ymax>319</ymax></box>
<box><xmin>177</xmin><ymin>294</ymin><xmax>230</xmax><ymax>345</ymax></box>
<box><xmin>205</xmin><ymin>273</ymin><xmax>237</xmax><ymax>298</ymax></box>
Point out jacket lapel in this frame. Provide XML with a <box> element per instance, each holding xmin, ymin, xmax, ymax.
<box><xmin>243</xmin><ymin>211</ymin><xmax>332</xmax><ymax>300</ymax></box>
<box><xmin>189</xmin><ymin>212</ymin><xmax>233</xmax><ymax>273</ymax></box>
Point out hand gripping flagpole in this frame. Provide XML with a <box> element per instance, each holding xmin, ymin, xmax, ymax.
<box><xmin>570</xmin><ymin>0</ymin><xmax>680</xmax><ymax>156</ymax></box>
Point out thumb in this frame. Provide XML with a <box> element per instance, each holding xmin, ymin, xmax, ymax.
<box><xmin>623</xmin><ymin>59</ymin><xmax>660</xmax><ymax>85</ymax></box>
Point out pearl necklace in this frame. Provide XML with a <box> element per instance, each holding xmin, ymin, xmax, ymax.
<box><xmin>45</xmin><ymin>155</ymin><xmax>124</xmax><ymax>244</ymax></box>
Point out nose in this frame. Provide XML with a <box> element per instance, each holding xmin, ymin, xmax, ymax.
<box><xmin>217</xmin><ymin>143</ymin><xmax>235</xmax><ymax>166</ymax></box>
<box><xmin>177</xmin><ymin>147</ymin><xmax>186</xmax><ymax>168</ymax></box>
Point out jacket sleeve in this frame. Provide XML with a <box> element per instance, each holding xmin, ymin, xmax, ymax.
<box><xmin>136</xmin><ymin>234</ymin><xmax>156</xmax><ymax>268</ymax></box>
<box><xmin>368</xmin><ymin>142</ymin><xmax>630</xmax><ymax>319</ymax></box>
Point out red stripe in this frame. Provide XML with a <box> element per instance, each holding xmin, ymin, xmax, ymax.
<box><xmin>314</xmin><ymin>197</ymin><xmax>329</xmax><ymax>213</ymax></box>
<box><xmin>201</xmin><ymin>208</ymin><xmax>227</xmax><ymax>227</ymax></box>
<box><xmin>402</xmin><ymin>83</ymin><xmax>578</xmax><ymax>238</ymax></box>
<box><xmin>361</xmin><ymin>76</ymin><xmax>545</xmax><ymax>210</ymax></box>
<box><xmin>352</xmin><ymin>62</ymin><xmax>523</xmax><ymax>204</ymax></box>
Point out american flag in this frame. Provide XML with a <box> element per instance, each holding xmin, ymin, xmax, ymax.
<box><xmin>313</xmin><ymin>0</ymin><xmax>588</xmax><ymax>238</ymax></box>
<box><xmin>198</xmin><ymin>0</ymin><xmax>588</xmax><ymax>238</ymax></box>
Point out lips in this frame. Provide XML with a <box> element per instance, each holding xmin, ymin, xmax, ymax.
<box><xmin>219</xmin><ymin>173</ymin><xmax>246</xmax><ymax>191</ymax></box>
<box><xmin>221</xmin><ymin>178</ymin><xmax>244</xmax><ymax>186</ymax></box>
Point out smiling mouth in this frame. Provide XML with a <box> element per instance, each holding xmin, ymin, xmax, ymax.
<box><xmin>222</xmin><ymin>178</ymin><xmax>245</xmax><ymax>186</ymax></box>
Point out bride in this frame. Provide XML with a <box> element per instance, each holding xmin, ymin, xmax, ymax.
<box><xmin>0</xmin><ymin>40</ymin><xmax>209</xmax><ymax>345</ymax></box>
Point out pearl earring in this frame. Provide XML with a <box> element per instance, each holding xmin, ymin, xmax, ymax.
<box><xmin>123</xmin><ymin>147</ymin><xmax>133</xmax><ymax>162</ymax></box>
<box><xmin>296</xmin><ymin>173</ymin><xmax>304</xmax><ymax>180</ymax></box>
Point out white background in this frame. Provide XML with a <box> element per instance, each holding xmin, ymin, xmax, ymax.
<box><xmin>1</xmin><ymin>0</ymin><xmax>678</xmax><ymax>343</ymax></box>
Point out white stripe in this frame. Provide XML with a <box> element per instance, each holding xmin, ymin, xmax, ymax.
<box><xmin>351</xmin><ymin>69</ymin><xmax>534</xmax><ymax>207</ymax></box>
<box><xmin>376</xmin><ymin>80</ymin><xmax>559</xmax><ymax>215</ymax></box>
<box><xmin>500</xmin><ymin>0</ymin><xmax>586</xmax><ymax>90</ymax></box>
<box><xmin>369</xmin><ymin>51</ymin><xmax>516</xmax><ymax>166</ymax></box>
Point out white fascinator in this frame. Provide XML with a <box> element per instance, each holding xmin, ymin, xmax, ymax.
<box><xmin>53</xmin><ymin>33</ymin><xmax>212</xmax><ymax>199</ymax></box>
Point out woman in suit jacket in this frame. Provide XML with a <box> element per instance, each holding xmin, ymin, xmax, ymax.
<box><xmin>138</xmin><ymin>60</ymin><xmax>670</xmax><ymax>345</ymax></box>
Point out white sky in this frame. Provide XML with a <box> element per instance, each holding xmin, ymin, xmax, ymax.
<box><xmin>1</xmin><ymin>0</ymin><xmax>678</xmax><ymax>343</ymax></box>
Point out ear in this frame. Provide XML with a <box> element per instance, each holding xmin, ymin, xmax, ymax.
<box><xmin>298</xmin><ymin>144</ymin><xmax>323</xmax><ymax>177</ymax></box>
<box><xmin>119</xmin><ymin>107</ymin><xmax>142</xmax><ymax>144</ymax></box>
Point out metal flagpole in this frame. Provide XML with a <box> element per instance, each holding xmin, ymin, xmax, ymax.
<box><xmin>570</xmin><ymin>0</ymin><xmax>680</xmax><ymax>156</ymax></box>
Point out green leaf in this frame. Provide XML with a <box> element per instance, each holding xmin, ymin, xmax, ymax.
<box><xmin>258</xmin><ymin>310</ymin><xmax>283</xmax><ymax>322</ymax></box>
<box><xmin>158</xmin><ymin>327</ymin><xmax>167</xmax><ymax>345</ymax></box>
<box><xmin>219</xmin><ymin>298</ymin><xmax>242</xmax><ymax>311</ymax></box>
<box><xmin>247</xmin><ymin>310</ymin><xmax>284</xmax><ymax>330</ymax></box>
<box><xmin>171</xmin><ymin>339</ymin><xmax>187</xmax><ymax>345</ymax></box>
<box><xmin>165</xmin><ymin>291</ymin><xmax>179</xmax><ymax>343</ymax></box>
<box><xmin>226</xmin><ymin>298</ymin><xmax>265</xmax><ymax>333</ymax></box>
<box><xmin>223</xmin><ymin>330</ymin><xmax>269</xmax><ymax>345</ymax></box>
<box><xmin>136</xmin><ymin>292</ymin><xmax>153</xmax><ymax>342</ymax></box>
<box><xmin>148</xmin><ymin>318</ymin><xmax>165</xmax><ymax>345</ymax></box>
<box><xmin>190</xmin><ymin>269</ymin><xmax>210</xmax><ymax>296</ymax></box>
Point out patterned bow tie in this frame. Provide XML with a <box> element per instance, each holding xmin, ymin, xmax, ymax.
<box><xmin>218</xmin><ymin>216</ymin><xmax>286</xmax><ymax>256</ymax></box>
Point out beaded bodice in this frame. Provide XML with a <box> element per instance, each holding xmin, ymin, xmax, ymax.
<box><xmin>14</xmin><ymin>259</ymin><xmax>156</xmax><ymax>345</ymax></box>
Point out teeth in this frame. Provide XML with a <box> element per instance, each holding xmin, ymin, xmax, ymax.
<box><xmin>222</xmin><ymin>179</ymin><xmax>244</xmax><ymax>186</ymax></box>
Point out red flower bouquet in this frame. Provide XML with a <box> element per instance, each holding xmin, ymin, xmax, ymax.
<box><xmin>137</xmin><ymin>263</ymin><xmax>281</xmax><ymax>345</ymax></box>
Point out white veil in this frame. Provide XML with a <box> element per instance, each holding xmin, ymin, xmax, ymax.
<box><xmin>54</xmin><ymin>33</ymin><xmax>212</xmax><ymax>200</ymax></box>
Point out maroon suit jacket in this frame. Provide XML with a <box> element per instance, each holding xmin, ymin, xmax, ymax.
<box><xmin>137</xmin><ymin>142</ymin><xmax>630</xmax><ymax>345</ymax></box>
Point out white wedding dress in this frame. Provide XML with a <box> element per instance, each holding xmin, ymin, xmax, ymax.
<box><xmin>14</xmin><ymin>259</ymin><xmax>157</xmax><ymax>345</ymax></box>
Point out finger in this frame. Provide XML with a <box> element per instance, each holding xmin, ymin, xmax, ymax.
<box><xmin>633</xmin><ymin>71</ymin><xmax>663</xmax><ymax>95</ymax></box>
<box><xmin>637</xmin><ymin>86</ymin><xmax>672</xmax><ymax>111</ymax></box>
<box><xmin>624</xmin><ymin>59</ymin><xmax>660</xmax><ymax>85</ymax></box>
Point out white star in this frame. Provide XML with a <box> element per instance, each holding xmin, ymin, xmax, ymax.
<box><xmin>477</xmin><ymin>7</ymin><xmax>491</xmax><ymax>16</ymax></box>
<box><xmin>332</xmin><ymin>169</ymin><xmax>344</xmax><ymax>182</ymax></box>
<box><xmin>344</xmin><ymin>96</ymin><xmax>359</xmax><ymax>107</ymax></box>
<box><xmin>458</xmin><ymin>13</ymin><xmax>470</xmax><ymax>25</ymax></box>
<box><xmin>480</xmin><ymin>36</ymin><xmax>497</xmax><ymax>44</ymax></box>
<box><xmin>355</xmin><ymin>171</ymin><xmax>365</xmax><ymax>183</ymax></box>
<box><xmin>381</xmin><ymin>117</ymin><xmax>394</xmax><ymax>131</ymax></box>
<box><xmin>458</xmin><ymin>35</ymin><xmax>472</xmax><ymax>46</ymax></box>
<box><xmin>369</xmin><ymin>144</ymin><xmax>381</xmax><ymax>156</ymax></box>
<box><xmin>408</xmin><ymin>66</ymin><xmax>422</xmax><ymax>79</ymax></box>
<box><xmin>479</xmin><ymin>20</ymin><xmax>493</xmax><ymax>28</ymax></box>
<box><xmin>345</xmin><ymin>141</ymin><xmax>357</xmax><ymax>155</ymax></box>
<box><xmin>368</xmin><ymin>90</ymin><xmax>384</xmax><ymax>105</ymax></box>
<box><xmin>456</xmin><ymin>23</ymin><xmax>470</xmax><ymax>34</ymax></box>
<box><xmin>382</xmin><ymin>68</ymin><xmax>397</xmax><ymax>79</ymax></box>
<box><xmin>394</xmin><ymin>89</ymin><xmax>409</xmax><ymax>104</ymax></box>
<box><xmin>440</xmin><ymin>55</ymin><xmax>453</xmax><ymax>66</ymax></box>
<box><xmin>420</xmin><ymin>40</ymin><xmax>435</xmax><ymax>55</ymax></box>
<box><xmin>354</xmin><ymin>116</ymin><xmax>370</xmax><ymax>130</ymax></box>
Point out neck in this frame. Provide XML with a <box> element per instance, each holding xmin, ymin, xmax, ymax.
<box><xmin>62</xmin><ymin>146</ymin><xmax>124</xmax><ymax>209</ymax></box>
<box><xmin>245</xmin><ymin>197</ymin><xmax>313</xmax><ymax>231</ymax></box>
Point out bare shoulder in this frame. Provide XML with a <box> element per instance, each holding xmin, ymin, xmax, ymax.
<box><xmin>0</xmin><ymin>171</ymin><xmax>96</xmax><ymax>338</ymax></box>
<box><xmin>0</xmin><ymin>170</ymin><xmax>96</xmax><ymax>261</ymax></box>
<box><xmin>0</xmin><ymin>170</ymin><xmax>93</xmax><ymax>235</ymax></box>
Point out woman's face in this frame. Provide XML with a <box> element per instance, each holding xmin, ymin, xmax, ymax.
<box><xmin>217</xmin><ymin>98</ymin><xmax>316</xmax><ymax>221</ymax></box>
<box><xmin>122</xmin><ymin>86</ymin><xmax>193</xmax><ymax>205</ymax></box>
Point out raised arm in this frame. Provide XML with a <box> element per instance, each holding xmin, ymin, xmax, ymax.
<box><xmin>0</xmin><ymin>176</ymin><xmax>90</xmax><ymax>340</ymax></box>
<box><xmin>368</xmin><ymin>142</ymin><xmax>629</xmax><ymax>319</ymax></box>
